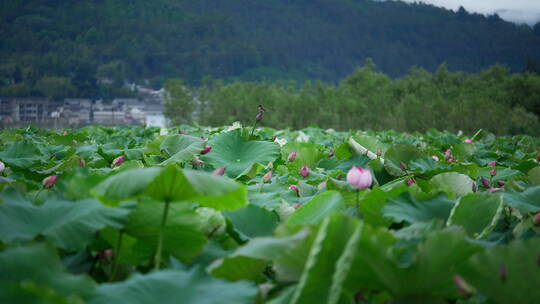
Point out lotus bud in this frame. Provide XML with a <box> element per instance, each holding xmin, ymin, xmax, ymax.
<box><xmin>488</xmin><ymin>161</ymin><xmax>497</xmax><ymax>167</ymax></box>
<box><xmin>63</xmin><ymin>131</ymin><xmax>68</xmax><ymax>136</ymax></box>
<box><xmin>444</xmin><ymin>149</ymin><xmax>452</xmax><ymax>159</ymax></box>
<box><xmin>300</xmin><ymin>165</ymin><xmax>310</xmax><ymax>177</ymax></box>
<box><xmin>431</xmin><ymin>155</ymin><xmax>439</xmax><ymax>162</ymax></box>
<box><xmin>533</xmin><ymin>212</ymin><xmax>540</xmax><ymax>226</ymax></box>
<box><xmin>255</xmin><ymin>111</ymin><xmax>264</xmax><ymax>121</ymax></box>
<box><xmin>406</xmin><ymin>178</ymin><xmax>416</xmax><ymax>186</ymax></box>
<box><xmin>267</xmin><ymin>161</ymin><xmax>274</xmax><ymax>169</ymax></box>
<box><xmin>289</xmin><ymin>184</ymin><xmax>299</xmax><ymax>196</ymax></box>
<box><xmin>472</xmin><ymin>183</ymin><xmax>478</xmax><ymax>193</ymax></box>
<box><xmin>488</xmin><ymin>187</ymin><xmax>502</xmax><ymax>193</ymax></box>
<box><xmin>100</xmin><ymin>249</ymin><xmax>113</xmax><ymax>261</ymax></box>
<box><xmin>112</xmin><ymin>155</ymin><xmax>125</xmax><ymax>167</ymax></box>
<box><xmin>192</xmin><ymin>156</ymin><xmax>204</xmax><ymax>166</ymax></box>
<box><xmin>464</xmin><ymin>138</ymin><xmax>473</xmax><ymax>143</ymax></box>
<box><xmin>287</xmin><ymin>152</ymin><xmax>298</xmax><ymax>162</ymax></box>
<box><xmin>499</xmin><ymin>265</ymin><xmax>507</xmax><ymax>283</ymax></box>
<box><xmin>399</xmin><ymin>162</ymin><xmax>407</xmax><ymax>171</ymax></box>
<box><xmin>79</xmin><ymin>159</ymin><xmax>85</xmax><ymax>167</ymax></box>
<box><xmin>497</xmin><ymin>180</ymin><xmax>506</xmax><ymax>187</ymax></box>
<box><xmin>42</xmin><ymin>175</ymin><xmax>59</xmax><ymax>188</ymax></box>
<box><xmin>481</xmin><ymin>177</ymin><xmax>491</xmax><ymax>188</ymax></box>
<box><xmin>447</xmin><ymin>158</ymin><xmax>455</xmax><ymax>163</ymax></box>
<box><xmin>0</xmin><ymin>161</ymin><xmax>5</xmax><ymax>173</ymax></box>
<box><xmin>292</xmin><ymin>203</ymin><xmax>302</xmax><ymax>209</ymax></box>
<box><xmin>490</xmin><ymin>168</ymin><xmax>497</xmax><ymax>177</ymax></box>
<box><xmin>376</xmin><ymin>149</ymin><xmax>382</xmax><ymax>157</ymax></box>
<box><xmin>262</xmin><ymin>171</ymin><xmax>273</xmax><ymax>183</ymax></box>
<box><xmin>328</xmin><ymin>151</ymin><xmax>334</xmax><ymax>158</ymax></box>
<box><xmin>454</xmin><ymin>275</ymin><xmax>475</xmax><ymax>296</ymax></box>
<box><xmin>537</xmin><ymin>153</ymin><xmax>540</xmax><ymax>162</ymax></box>
<box><xmin>200</xmin><ymin>136</ymin><xmax>207</xmax><ymax>141</ymax></box>
<box><xmin>258</xmin><ymin>104</ymin><xmax>266</xmax><ymax>113</ymax></box>
<box><xmin>200</xmin><ymin>145</ymin><xmax>212</xmax><ymax>155</ymax></box>
<box><xmin>347</xmin><ymin>166</ymin><xmax>373</xmax><ymax>190</ymax></box>
<box><xmin>213</xmin><ymin>167</ymin><xmax>226</xmax><ymax>176</ymax></box>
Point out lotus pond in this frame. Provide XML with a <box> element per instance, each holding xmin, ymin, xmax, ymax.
<box><xmin>0</xmin><ymin>125</ymin><xmax>539</xmax><ymax>304</ymax></box>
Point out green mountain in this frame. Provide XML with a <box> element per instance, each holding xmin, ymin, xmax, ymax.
<box><xmin>1</xmin><ymin>0</ymin><xmax>540</xmax><ymax>97</ymax></box>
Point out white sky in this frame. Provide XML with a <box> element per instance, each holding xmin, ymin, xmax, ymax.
<box><xmin>400</xmin><ymin>0</ymin><xmax>540</xmax><ymax>25</ymax></box>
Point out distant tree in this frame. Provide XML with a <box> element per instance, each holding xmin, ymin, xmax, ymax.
<box><xmin>163</xmin><ymin>79</ymin><xmax>195</xmax><ymax>125</ymax></box>
<box><xmin>35</xmin><ymin>76</ymin><xmax>75</xmax><ymax>100</ymax></box>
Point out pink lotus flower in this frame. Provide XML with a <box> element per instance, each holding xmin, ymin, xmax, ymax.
<box><xmin>464</xmin><ymin>138</ymin><xmax>473</xmax><ymax>143</ymax></box>
<box><xmin>300</xmin><ymin>165</ymin><xmax>310</xmax><ymax>177</ymax></box>
<box><xmin>488</xmin><ymin>161</ymin><xmax>497</xmax><ymax>167</ymax></box>
<box><xmin>42</xmin><ymin>175</ymin><xmax>59</xmax><ymax>188</ymax></box>
<box><xmin>112</xmin><ymin>155</ymin><xmax>125</xmax><ymax>167</ymax></box>
<box><xmin>289</xmin><ymin>184</ymin><xmax>299</xmax><ymax>196</ymax></box>
<box><xmin>200</xmin><ymin>145</ymin><xmax>212</xmax><ymax>155</ymax></box>
<box><xmin>346</xmin><ymin>166</ymin><xmax>372</xmax><ymax>190</ymax></box>
<box><xmin>212</xmin><ymin>167</ymin><xmax>226</xmax><ymax>176</ymax></box>
<box><xmin>0</xmin><ymin>161</ymin><xmax>5</xmax><ymax>173</ymax></box>
<box><xmin>262</xmin><ymin>171</ymin><xmax>273</xmax><ymax>183</ymax></box>
<box><xmin>287</xmin><ymin>152</ymin><xmax>297</xmax><ymax>162</ymax></box>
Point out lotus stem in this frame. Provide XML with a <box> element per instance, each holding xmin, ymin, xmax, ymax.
<box><xmin>154</xmin><ymin>200</ymin><xmax>171</xmax><ymax>270</ymax></box>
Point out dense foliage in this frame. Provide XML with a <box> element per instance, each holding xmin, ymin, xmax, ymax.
<box><xmin>1</xmin><ymin>0</ymin><xmax>540</xmax><ymax>97</ymax></box>
<box><xmin>165</xmin><ymin>63</ymin><xmax>540</xmax><ymax>136</ymax></box>
<box><xmin>1</xmin><ymin>124</ymin><xmax>540</xmax><ymax>303</ymax></box>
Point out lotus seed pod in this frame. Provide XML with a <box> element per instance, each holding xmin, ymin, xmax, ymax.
<box><xmin>42</xmin><ymin>175</ymin><xmax>59</xmax><ymax>188</ymax></box>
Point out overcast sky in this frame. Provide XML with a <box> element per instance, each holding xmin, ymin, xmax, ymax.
<box><xmin>400</xmin><ymin>0</ymin><xmax>540</xmax><ymax>25</ymax></box>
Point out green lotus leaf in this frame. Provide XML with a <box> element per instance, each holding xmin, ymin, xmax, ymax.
<box><xmin>447</xmin><ymin>193</ymin><xmax>503</xmax><ymax>239</ymax></box>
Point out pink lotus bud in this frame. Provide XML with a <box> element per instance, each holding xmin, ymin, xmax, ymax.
<box><xmin>289</xmin><ymin>184</ymin><xmax>299</xmax><ymax>196</ymax></box>
<box><xmin>63</xmin><ymin>131</ymin><xmax>68</xmax><ymax>136</ymax></box>
<box><xmin>100</xmin><ymin>249</ymin><xmax>113</xmax><ymax>261</ymax></box>
<box><xmin>488</xmin><ymin>161</ymin><xmax>497</xmax><ymax>167</ymax></box>
<box><xmin>444</xmin><ymin>149</ymin><xmax>452</xmax><ymax>159</ymax></box>
<box><xmin>112</xmin><ymin>155</ymin><xmax>125</xmax><ymax>167</ymax></box>
<box><xmin>490</xmin><ymin>168</ymin><xmax>497</xmax><ymax>177</ymax></box>
<box><xmin>464</xmin><ymin>138</ymin><xmax>473</xmax><ymax>143</ymax></box>
<box><xmin>200</xmin><ymin>136</ymin><xmax>207</xmax><ymax>141</ymax></box>
<box><xmin>399</xmin><ymin>162</ymin><xmax>407</xmax><ymax>171</ymax></box>
<box><xmin>328</xmin><ymin>151</ymin><xmax>334</xmax><ymax>158</ymax></box>
<box><xmin>191</xmin><ymin>156</ymin><xmax>204</xmax><ymax>166</ymax></box>
<box><xmin>212</xmin><ymin>167</ymin><xmax>226</xmax><ymax>176</ymax></box>
<box><xmin>42</xmin><ymin>175</ymin><xmax>59</xmax><ymax>188</ymax></box>
<box><xmin>447</xmin><ymin>158</ymin><xmax>455</xmax><ymax>163</ymax></box>
<box><xmin>300</xmin><ymin>165</ymin><xmax>310</xmax><ymax>178</ymax></box>
<box><xmin>454</xmin><ymin>275</ymin><xmax>474</xmax><ymax>296</ymax></box>
<box><xmin>488</xmin><ymin>187</ymin><xmax>502</xmax><ymax>193</ymax></box>
<box><xmin>292</xmin><ymin>203</ymin><xmax>302</xmax><ymax>209</ymax></box>
<box><xmin>431</xmin><ymin>155</ymin><xmax>439</xmax><ymax>162</ymax></box>
<box><xmin>346</xmin><ymin>166</ymin><xmax>372</xmax><ymax>190</ymax></box>
<box><xmin>533</xmin><ymin>213</ymin><xmax>540</xmax><ymax>226</ymax></box>
<box><xmin>79</xmin><ymin>159</ymin><xmax>85</xmax><ymax>167</ymax></box>
<box><xmin>497</xmin><ymin>180</ymin><xmax>506</xmax><ymax>187</ymax></box>
<box><xmin>287</xmin><ymin>152</ymin><xmax>297</xmax><ymax>162</ymax></box>
<box><xmin>481</xmin><ymin>178</ymin><xmax>490</xmax><ymax>188</ymax></box>
<box><xmin>178</xmin><ymin>129</ymin><xmax>188</xmax><ymax>135</ymax></box>
<box><xmin>0</xmin><ymin>161</ymin><xmax>5</xmax><ymax>173</ymax></box>
<box><xmin>255</xmin><ymin>111</ymin><xmax>264</xmax><ymax>121</ymax></box>
<box><xmin>537</xmin><ymin>153</ymin><xmax>540</xmax><ymax>162</ymax></box>
<box><xmin>200</xmin><ymin>145</ymin><xmax>212</xmax><ymax>155</ymax></box>
<box><xmin>262</xmin><ymin>171</ymin><xmax>273</xmax><ymax>183</ymax></box>
<box><xmin>406</xmin><ymin>178</ymin><xmax>416</xmax><ymax>186</ymax></box>
<box><xmin>499</xmin><ymin>265</ymin><xmax>507</xmax><ymax>283</ymax></box>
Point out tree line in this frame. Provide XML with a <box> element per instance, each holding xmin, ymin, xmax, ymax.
<box><xmin>165</xmin><ymin>62</ymin><xmax>540</xmax><ymax>136</ymax></box>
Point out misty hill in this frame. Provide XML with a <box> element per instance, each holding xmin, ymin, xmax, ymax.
<box><xmin>1</xmin><ymin>0</ymin><xmax>540</xmax><ymax>97</ymax></box>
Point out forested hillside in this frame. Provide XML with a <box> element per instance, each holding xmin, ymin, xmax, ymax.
<box><xmin>1</xmin><ymin>0</ymin><xmax>540</xmax><ymax>97</ymax></box>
